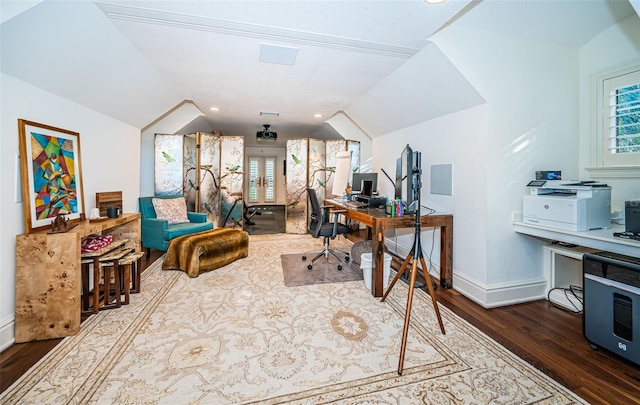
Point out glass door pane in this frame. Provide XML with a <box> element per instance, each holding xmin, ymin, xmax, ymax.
<box><xmin>248</xmin><ymin>158</ymin><xmax>260</xmax><ymax>203</ymax></box>
<box><xmin>264</xmin><ymin>158</ymin><xmax>275</xmax><ymax>203</ymax></box>
<box><xmin>248</xmin><ymin>156</ymin><xmax>277</xmax><ymax>204</ymax></box>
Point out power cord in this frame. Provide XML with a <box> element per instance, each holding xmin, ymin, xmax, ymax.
<box><xmin>390</xmin><ymin>211</ymin><xmax>438</xmax><ymax>291</ymax></box>
<box><xmin>547</xmin><ymin>284</ymin><xmax>584</xmax><ymax>314</ymax></box>
<box><xmin>422</xmin><ymin>226</ymin><xmax>437</xmax><ymax>290</ymax></box>
<box><xmin>420</xmin><ymin>204</ymin><xmax>436</xmax><ymax>216</ymax></box>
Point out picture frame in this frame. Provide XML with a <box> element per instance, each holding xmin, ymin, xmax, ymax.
<box><xmin>18</xmin><ymin>119</ymin><xmax>85</xmax><ymax>233</ymax></box>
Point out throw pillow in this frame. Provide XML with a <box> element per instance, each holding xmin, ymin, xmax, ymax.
<box><xmin>152</xmin><ymin>197</ymin><xmax>190</xmax><ymax>225</ymax></box>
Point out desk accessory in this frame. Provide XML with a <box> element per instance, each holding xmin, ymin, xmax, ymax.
<box><xmin>625</xmin><ymin>200</ymin><xmax>640</xmax><ymax>233</ymax></box>
<box><xmin>48</xmin><ymin>214</ymin><xmax>78</xmax><ymax>234</ymax></box>
<box><xmin>535</xmin><ymin>170</ymin><xmax>561</xmax><ymax>180</ymax></box>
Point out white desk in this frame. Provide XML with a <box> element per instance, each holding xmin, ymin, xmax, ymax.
<box><xmin>512</xmin><ymin>221</ymin><xmax>640</xmax><ymax>258</ymax></box>
<box><xmin>514</xmin><ymin>221</ymin><xmax>639</xmax><ymax>310</ymax></box>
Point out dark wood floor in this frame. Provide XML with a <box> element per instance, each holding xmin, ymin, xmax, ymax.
<box><xmin>433</xmin><ymin>285</ymin><xmax>640</xmax><ymax>404</ymax></box>
<box><xmin>2</xmin><ymin>246</ymin><xmax>639</xmax><ymax>404</ymax></box>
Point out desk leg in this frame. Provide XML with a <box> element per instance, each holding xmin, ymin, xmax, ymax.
<box><xmin>371</xmin><ymin>220</ymin><xmax>385</xmax><ymax>297</ymax></box>
<box><xmin>440</xmin><ymin>217</ymin><xmax>453</xmax><ymax>288</ymax></box>
<box><xmin>113</xmin><ymin>259</ymin><xmax>122</xmax><ymax>308</ymax></box>
<box><xmin>92</xmin><ymin>258</ymin><xmax>100</xmax><ymax>314</ymax></box>
<box><xmin>81</xmin><ymin>264</ymin><xmax>89</xmax><ymax>312</ymax></box>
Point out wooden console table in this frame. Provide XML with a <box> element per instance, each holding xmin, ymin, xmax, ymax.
<box><xmin>325</xmin><ymin>200</ymin><xmax>453</xmax><ymax>297</ymax></box>
<box><xmin>15</xmin><ymin>213</ymin><xmax>140</xmax><ymax>343</ymax></box>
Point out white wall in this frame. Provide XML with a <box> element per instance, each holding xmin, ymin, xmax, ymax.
<box><xmin>434</xmin><ymin>24</ymin><xmax>582</xmax><ymax>288</ymax></box>
<box><xmin>0</xmin><ymin>73</ymin><xmax>141</xmax><ymax>350</ymax></box>
<box><xmin>346</xmin><ymin>42</ymin><xmax>485</xmax><ymax>139</ymax></box>
<box><xmin>360</xmin><ymin>17</ymin><xmax>585</xmax><ymax>307</ymax></box>
<box><xmin>326</xmin><ymin>112</ymin><xmax>373</xmax><ymax>173</ymax></box>
<box><xmin>373</xmin><ymin>105</ymin><xmax>489</xmax><ymax>287</ymax></box>
<box><xmin>371</xmin><ymin>14</ymin><xmax>639</xmax><ymax>308</ymax></box>
<box><xmin>579</xmin><ymin>14</ymin><xmax>640</xmax><ymax>209</ymax></box>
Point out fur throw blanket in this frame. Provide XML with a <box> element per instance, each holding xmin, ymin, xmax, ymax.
<box><xmin>162</xmin><ymin>228</ymin><xmax>249</xmax><ymax>277</ymax></box>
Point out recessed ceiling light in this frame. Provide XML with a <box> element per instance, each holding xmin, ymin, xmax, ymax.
<box><xmin>260</xmin><ymin>111</ymin><xmax>280</xmax><ymax>117</ymax></box>
<box><xmin>314</xmin><ymin>114</ymin><xmax>322</xmax><ymax>118</ymax></box>
<box><xmin>209</xmin><ymin>107</ymin><xmax>220</xmax><ymax>111</ymax></box>
<box><xmin>425</xmin><ymin>0</ymin><xmax>446</xmax><ymax>3</ymax></box>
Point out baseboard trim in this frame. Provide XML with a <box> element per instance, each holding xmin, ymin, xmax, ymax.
<box><xmin>0</xmin><ymin>315</ymin><xmax>15</xmax><ymax>352</ymax></box>
<box><xmin>383</xmin><ymin>238</ymin><xmax>547</xmax><ymax>308</ymax></box>
<box><xmin>453</xmin><ymin>273</ymin><xmax>547</xmax><ymax>308</ymax></box>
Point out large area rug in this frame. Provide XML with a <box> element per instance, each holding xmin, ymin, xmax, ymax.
<box><xmin>1</xmin><ymin>234</ymin><xmax>587</xmax><ymax>404</ymax></box>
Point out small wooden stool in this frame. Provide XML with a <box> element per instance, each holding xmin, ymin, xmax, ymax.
<box><xmin>122</xmin><ymin>251</ymin><xmax>145</xmax><ymax>294</ymax></box>
<box><xmin>81</xmin><ymin>241</ymin><xmax>132</xmax><ymax>314</ymax></box>
<box><xmin>106</xmin><ymin>251</ymin><xmax>145</xmax><ymax>304</ymax></box>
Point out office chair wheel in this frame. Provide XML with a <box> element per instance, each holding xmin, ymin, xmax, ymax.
<box><xmin>307</xmin><ymin>264</ymin><xmax>313</xmax><ymax>270</ymax></box>
<box><xmin>302</xmin><ymin>256</ymin><xmax>307</xmax><ymax>261</ymax></box>
<box><xmin>337</xmin><ymin>264</ymin><xmax>343</xmax><ymax>270</ymax></box>
<box><xmin>345</xmin><ymin>256</ymin><xmax>350</xmax><ymax>262</ymax></box>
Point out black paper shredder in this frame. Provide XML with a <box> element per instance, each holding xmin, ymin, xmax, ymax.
<box><xmin>583</xmin><ymin>251</ymin><xmax>640</xmax><ymax>366</ymax></box>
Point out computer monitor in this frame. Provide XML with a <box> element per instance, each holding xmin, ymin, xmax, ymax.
<box><xmin>394</xmin><ymin>157</ymin><xmax>403</xmax><ymax>200</ymax></box>
<box><xmin>395</xmin><ymin>144</ymin><xmax>421</xmax><ymax>213</ymax></box>
<box><xmin>351</xmin><ymin>172</ymin><xmax>378</xmax><ymax>194</ymax></box>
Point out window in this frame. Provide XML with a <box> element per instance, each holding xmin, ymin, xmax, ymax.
<box><xmin>599</xmin><ymin>68</ymin><xmax>640</xmax><ymax>167</ymax></box>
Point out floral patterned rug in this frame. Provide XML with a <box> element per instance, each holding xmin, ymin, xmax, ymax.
<box><xmin>1</xmin><ymin>234</ymin><xmax>587</xmax><ymax>404</ymax></box>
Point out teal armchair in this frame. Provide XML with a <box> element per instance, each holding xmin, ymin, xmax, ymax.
<box><xmin>139</xmin><ymin>195</ymin><xmax>213</xmax><ymax>257</ymax></box>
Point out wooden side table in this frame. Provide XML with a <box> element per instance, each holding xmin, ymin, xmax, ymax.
<box><xmin>15</xmin><ymin>213</ymin><xmax>141</xmax><ymax>343</ymax></box>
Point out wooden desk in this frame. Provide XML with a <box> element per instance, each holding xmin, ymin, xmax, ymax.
<box><xmin>326</xmin><ymin>200</ymin><xmax>453</xmax><ymax>297</ymax></box>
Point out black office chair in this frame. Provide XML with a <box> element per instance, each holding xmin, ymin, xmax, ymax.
<box><xmin>243</xmin><ymin>202</ymin><xmax>261</xmax><ymax>226</ymax></box>
<box><xmin>302</xmin><ymin>188</ymin><xmax>351</xmax><ymax>270</ymax></box>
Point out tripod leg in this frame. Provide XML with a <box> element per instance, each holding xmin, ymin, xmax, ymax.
<box><xmin>397</xmin><ymin>258</ymin><xmax>419</xmax><ymax>375</ymax></box>
<box><xmin>381</xmin><ymin>253</ymin><xmax>412</xmax><ymax>302</ymax></box>
<box><xmin>419</xmin><ymin>257</ymin><xmax>446</xmax><ymax>335</ymax></box>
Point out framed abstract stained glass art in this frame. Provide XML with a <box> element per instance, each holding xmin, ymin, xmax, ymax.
<box><xmin>18</xmin><ymin>119</ymin><xmax>85</xmax><ymax>233</ymax></box>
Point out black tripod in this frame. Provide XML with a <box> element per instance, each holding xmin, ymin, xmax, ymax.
<box><xmin>381</xmin><ymin>158</ymin><xmax>446</xmax><ymax>375</ymax></box>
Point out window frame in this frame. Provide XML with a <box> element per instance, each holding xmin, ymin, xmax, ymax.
<box><xmin>586</xmin><ymin>64</ymin><xmax>640</xmax><ymax>178</ymax></box>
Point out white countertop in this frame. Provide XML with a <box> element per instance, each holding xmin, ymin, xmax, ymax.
<box><xmin>512</xmin><ymin>221</ymin><xmax>640</xmax><ymax>258</ymax></box>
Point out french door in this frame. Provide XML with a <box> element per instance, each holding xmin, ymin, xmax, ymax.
<box><xmin>248</xmin><ymin>156</ymin><xmax>276</xmax><ymax>204</ymax></box>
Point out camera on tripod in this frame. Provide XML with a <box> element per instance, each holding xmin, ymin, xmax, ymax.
<box><xmin>382</xmin><ymin>144</ymin><xmax>447</xmax><ymax>376</ymax></box>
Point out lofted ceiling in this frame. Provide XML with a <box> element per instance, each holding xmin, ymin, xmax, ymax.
<box><xmin>1</xmin><ymin>0</ymin><xmax>638</xmax><ymax>147</ymax></box>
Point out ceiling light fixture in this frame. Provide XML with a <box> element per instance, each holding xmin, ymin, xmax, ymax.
<box><xmin>260</xmin><ymin>111</ymin><xmax>280</xmax><ymax>117</ymax></box>
<box><xmin>314</xmin><ymin>113</ymin><xmax>322</xmax><ymax>118</ymax></box>
<box><xmin>424</xmin><ymin>0</ymin><xmax>446</xmax><ymax>3</ymax></box>
<box><xmin>209</xmin><ymin>107</ymin><xmax>220</xmax><ymax>111</ymax></box>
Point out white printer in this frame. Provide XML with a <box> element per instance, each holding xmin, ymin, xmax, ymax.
<box><xmin>522</xmin><ymin>180</ymin><xmax>611</xmax><ymax>232</ymax></box>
